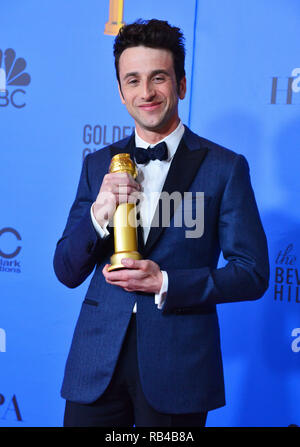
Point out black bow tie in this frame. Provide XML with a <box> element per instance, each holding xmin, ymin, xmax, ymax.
<box><xmin>134</xmin><ymin>141</ymin><xmax>168</xmax><ymax>164</ymax></box>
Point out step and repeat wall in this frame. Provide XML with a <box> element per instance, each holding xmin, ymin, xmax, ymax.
<box><xmin>0</xmin><ymin>0</ymin><xmax>299</xmax><ymax>427</ymax></box>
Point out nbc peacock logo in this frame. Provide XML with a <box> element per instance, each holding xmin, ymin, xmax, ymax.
<box><xmin>0</xmin><ymin>48</ymin><xmax>31</xmax><ymax>108</ymax></box>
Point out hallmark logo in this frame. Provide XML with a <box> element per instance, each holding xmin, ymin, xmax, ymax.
<box><xmin>270</xmin><ymin>68</ymin><xmax>300</xmax><ymax>105</ymax></box>
<box><xmin>0</xmin><ymin>228</ymin><xmax>22</xmax><ymax>273</ymax></box>
<box><xmin>274</xmin><ymin>244</ymin><xmax>300</xmax><ymax>303</ymax></box>
<box><xmin>0</xmin><ymin>48</ymin><xmax>31</xmax><ymax>108</ymax></box>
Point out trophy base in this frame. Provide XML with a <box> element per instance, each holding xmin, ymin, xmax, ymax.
<box><xmin>104</xmin><ymin>22</ymin><xmax>125</xmax><ymax>36</ymax></box>
<box><xmin>108</xmin><ymin>251</ymin><xmax>142</xmax><ymax>271</ymax></box>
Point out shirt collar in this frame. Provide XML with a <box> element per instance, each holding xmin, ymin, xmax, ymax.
<box><xmin>134</xmin><ymin>121</ymin><xmax>185</xmax><ymax>161</ymax></box>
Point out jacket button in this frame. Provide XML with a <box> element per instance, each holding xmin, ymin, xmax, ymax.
<box><xmin>176</xmin><ymin>308</ymin><xmax>184</xmax><ymax>314</ymax></box>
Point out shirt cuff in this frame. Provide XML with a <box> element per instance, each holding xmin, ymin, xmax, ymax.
<box><xmin>154</xmin><ymin>270</ymin><xmax>168</xmax><ymax>310</ymax></box>
<box><xmin>90</xmin><ymin>204</ymin><xmax>110</xmax><ymax>239</ymax></box>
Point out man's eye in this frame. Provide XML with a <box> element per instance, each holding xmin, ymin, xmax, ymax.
<box><xmin>153</xmin><ymin>76</ymin><xmax>164</xmax><ymax>82</ymax></box>
<box><xmin>128</xmin><ymin>79</ymin><xmax>138</xmax><ymax>85</ymax></box>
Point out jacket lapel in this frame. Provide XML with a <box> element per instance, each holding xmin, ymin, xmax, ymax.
<box><xmin>143</xmin><ymin>129</ymin><xmax>208</xmax><ymax>256</ymax></box>
<box><xmin>109</xmin><ymin>133</ymin><xmax>135</xmax><ymax>159</ymax></box>
<box><xmin>108</xmin><ymin>129</ymin><xmax>208</xmax><ymax>257</ymax></box>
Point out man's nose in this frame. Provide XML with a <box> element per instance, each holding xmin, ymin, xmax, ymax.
<box><xmin>141</xmin><ymin>81</ymin><xmax>155</xmax><ymax>100</ymax></box>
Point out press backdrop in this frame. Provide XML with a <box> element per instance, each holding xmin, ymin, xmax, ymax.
<box><xmin>0</xmin><ymin>0</ymin><xmax>299</xmax><ymax>427</ymax></box>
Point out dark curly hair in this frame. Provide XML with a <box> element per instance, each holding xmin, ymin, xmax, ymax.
<box><xmin>113</xmin><ymin>19</ymin><xmax>186</xmax><ymax>91</ymax></box>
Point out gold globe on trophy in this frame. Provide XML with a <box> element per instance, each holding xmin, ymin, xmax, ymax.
<box><xmin>108</xmin><ymin>153</ymin><xmax>142</xmax><ymax>271</ymax></box>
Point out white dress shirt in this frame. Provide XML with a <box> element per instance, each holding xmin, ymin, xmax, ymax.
<box><xmin>91</xmin><ymin>120</ymin><xmax>185</xmax><ymax>312</ymax></box>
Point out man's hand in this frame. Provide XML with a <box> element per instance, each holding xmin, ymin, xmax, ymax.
<box><xmin>92</xmin><ymin>172</ymin><xmax>141</xmax><ymax>228</ymax></box>
<box><xmin>102</xmin><ymin>258</ymin><xmax>163</xmax><ymax>294</ymax></box>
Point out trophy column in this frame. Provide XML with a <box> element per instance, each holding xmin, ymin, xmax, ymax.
<box><xmin>104</xmin><ymin>0</ymin><xmax>125</xmax><ymax>36</ymax></box>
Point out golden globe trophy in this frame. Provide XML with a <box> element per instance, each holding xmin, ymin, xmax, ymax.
<box><xmin>108</xmin><ymin>153</ymin><xmax>142</xmax><ymax>271</ymax></box>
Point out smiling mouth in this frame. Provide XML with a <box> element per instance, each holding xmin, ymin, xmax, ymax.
<box><xmin>138</xmin><ymin>102</ymin><xmax>162</xmax><ymax>111</ymax></box>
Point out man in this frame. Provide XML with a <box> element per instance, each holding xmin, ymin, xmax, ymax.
<box><xmin>54</xmin><ymin>19</ymin><xmax>269</xmax><ymax>427</ymax></box>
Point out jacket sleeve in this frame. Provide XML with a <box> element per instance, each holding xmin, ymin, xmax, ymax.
<box><xmin>162</xmin><ymin>155</ymin><xmax>270</xmax><ymax>313</ymax></box>
<box><xmin>53</xmin><ymin>154</ymin><xmax>111</xmax><ymax>288</ymax></box>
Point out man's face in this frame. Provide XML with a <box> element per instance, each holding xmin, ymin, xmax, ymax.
<box><xmin>118</xmin><ymin>46</ymin><xmax>186</xmax><ymax>140</ymax></box>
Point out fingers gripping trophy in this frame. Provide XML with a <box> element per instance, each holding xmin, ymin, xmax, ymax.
<box><xmin>108</xmin><ymin>153</ymin><xmax>142</xmax><ymax>271</ymax></box>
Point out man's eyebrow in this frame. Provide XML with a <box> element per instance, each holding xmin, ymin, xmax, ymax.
<box><xmin>122</xmin><ymin>69</ymin><xmax>171</xmax><ymax>81</ymax></box>
<box><xmin>123</xmin><ymin>71</ymin><xmax>139</xmax><ymax>81</ymax></box>
<box><xmin>150</xmin><ymin>69</ymin><xmax>170</xmax><ymax>77</ymax></box>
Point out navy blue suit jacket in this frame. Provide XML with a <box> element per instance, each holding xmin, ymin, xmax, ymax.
<box><xmin>53</xmin><ymin>126</ymin><xmax>269</xmax><ymax>413</ymax></box>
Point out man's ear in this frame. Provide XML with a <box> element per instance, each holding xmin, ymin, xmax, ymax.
<box><xmin>118</xmin><ymin>82</ymin><xmax>126</xmax><ymax>104</ymax></box>
<box><xmin>178</xmin><ymin>76</ymin><xmax>187</xmax><ymax>100</ymax></box>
